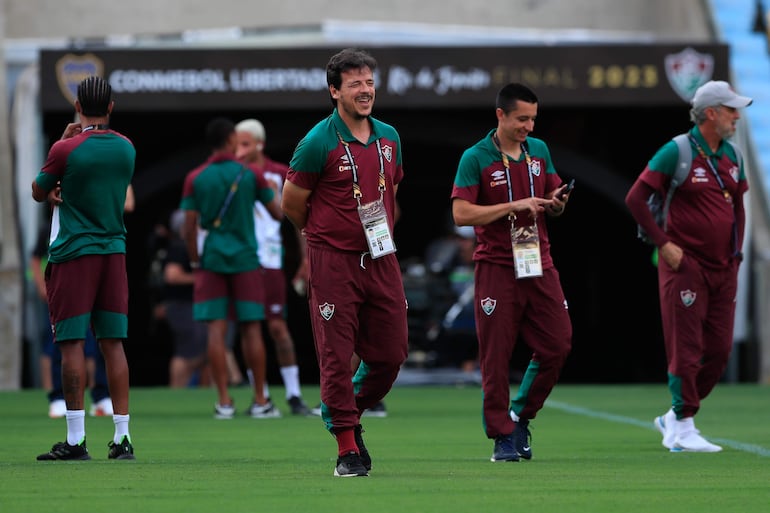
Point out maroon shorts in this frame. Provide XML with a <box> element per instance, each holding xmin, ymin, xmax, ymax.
<box><xmin>45</xmin><ymin>253</ymin><xmax>128</xmax><ymax>342</ymax></box>
<box><xmin>262</xmin><ymin>268</ymin><xmax>287</xmax><ymax>320</ymax></box>
<box><xmin>193</xmin><ymin>268</ymin><xmax>265</xmax><ymax>321</ymax></box>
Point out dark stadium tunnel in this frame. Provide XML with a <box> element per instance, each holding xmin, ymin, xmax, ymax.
<box><xmin>43</xmin><ymin>104</ymin><xmax>684</xmax><ymax>386</ymax></box>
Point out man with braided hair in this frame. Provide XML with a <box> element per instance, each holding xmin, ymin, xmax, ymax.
<box><xmin>34</xmin><ymin>75</ymin><xmax>136</xmax><ymax>461</ymax></box>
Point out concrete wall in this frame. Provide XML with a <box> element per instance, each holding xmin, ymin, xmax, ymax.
<box><xmin>5</xmin><ymin>0</ymin><xmax>711</xmax><ymax>41</ymax></box>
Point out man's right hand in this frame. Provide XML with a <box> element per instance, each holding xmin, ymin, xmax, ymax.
<box><xmin>60</xmin><ymin>122</ymin><xmax>82</xmax><ymax>140</ymax></box>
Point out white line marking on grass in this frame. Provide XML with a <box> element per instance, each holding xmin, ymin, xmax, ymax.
<box><xmin>546</xmin><ymin>400</ymin><xmax>770</xmax><ymax>457</ymax></box>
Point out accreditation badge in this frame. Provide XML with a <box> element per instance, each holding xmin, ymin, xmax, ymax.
<box><xmin>511</xmin><ymin>222</ymin><xmax>542</xmax><ymax>279</ymax></box>
<box><xmin>358</xmin><ymin>198</ymin><xmax>396</xmax><ymax>259</ymax></box>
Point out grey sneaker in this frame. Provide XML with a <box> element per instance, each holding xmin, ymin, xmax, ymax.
<box><xmin>288</xmin><ymin>396</ymin><xmax>311</xmax><ymax>416</ymax></box>
<box><xmin>334</xmin><ymin>451</ymin><xmax>369</xmax><ymax>477</ymax></box>
<box><xmin>362</xmin><ymin>401</ymin><xmax>387</xmax><ymax>418</ymax></box>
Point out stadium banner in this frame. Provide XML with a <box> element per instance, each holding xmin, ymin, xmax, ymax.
<box><xmin>40</xmin><ymin>44</ymin><xmax>728</xmax><ymax>111</ymax></box>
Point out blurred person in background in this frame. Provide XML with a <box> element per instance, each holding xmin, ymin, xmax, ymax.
<box><xmin>236</xmin><ymin>118</ymin><xmax>312</xmax><ymax>415</ymax></box>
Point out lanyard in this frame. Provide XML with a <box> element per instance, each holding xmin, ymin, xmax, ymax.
<box><xmin>82</xmin><ymin>124</ymin><xmax>109</xmax><ymax>132</ymax></box>
<box><xmin>688</xmin><ymin>135</ymin><xmax>731</xmax><ymax>201</ymax></box>
<box><xmin>688</xmin><ymin>135</ymin><xmax>739</xmax><ymax>255</ymax></box>
<box><xmin>337</xmin><ymin>131</ymin><xmax>386</xmax><ymax>207</ymax></box>
<box><xmin>213</xmin><ymin>166</ymin><xmax>247</xmax><ymax>228</ymax></box>
<box><xmin>492</xmin><ymin>133</ymin><xmax>536</xmax><ymax>200</ymax></box>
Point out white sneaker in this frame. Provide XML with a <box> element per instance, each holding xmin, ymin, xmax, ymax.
<box><xmin>248</xmin><ymin>400</ymin><xmax>282</xmax><ymax>418</ymax></box>
<box><xmin>653</xmin><ymin>409</ymin><xmax>677</xmax><ymax>449</ymax></box>
<box><xmin>48</xmin><ymin>399</ymin><xmax>66</xmax><ymax>418</ymax></box>
<box><xmin>214</xmin><ymin>403</ymin><xmax>236</xmax><ymax>420</ymax></box>
<box><xmin>671</xmin><ymin>417</ymin><xmax>722</xmax><ymax>453</ymax></box>
<box><xmin>90</xmin><ymin>397</ymin><xmax>114</xmax><ymax>417</ymax></box>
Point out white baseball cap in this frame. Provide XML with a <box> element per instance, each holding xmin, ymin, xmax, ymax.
<box><xmin>691</xmin><ymin>80</ymin><xmax>752</xmax><ymax>113</ymax></box>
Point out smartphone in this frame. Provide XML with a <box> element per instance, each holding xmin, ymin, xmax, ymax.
<box><xmin>556</xmin><ymin>179</ymin><xmax>575</xmax><ymax>200</ymax></box>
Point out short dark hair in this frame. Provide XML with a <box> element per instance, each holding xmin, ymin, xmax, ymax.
<box><xmin>496</xmin><ymin>83</ymin><xmax>538</xmax><ymax>113</ymax></box>
<box><xmin>326</xmin><ymin>48</ymin><xmax>377</xmax><ymax>106</ymax></box>
<box><xmin>205</xmin><ymin>117</ymin><xmax>235</xmax><ymax>150</ymax></box>
<box><xmin>77</xmin><ymin>76</ymin><xmax>112</xmax><ymax>116</ymax></box>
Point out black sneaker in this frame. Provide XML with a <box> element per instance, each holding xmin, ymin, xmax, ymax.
<box><xmin>354</xmin><ymin>424</ymin><xmax>372</xmax><ymax>471</ymax></box>
<box><xmin>490</xmin><ymin>434</ymin><xmax>519</xmax><ymax>462</ymax></box>
<box><xmin>37</xmin><ymin>439</ymin><xmax>91</xmax><ymax>461</ymax></box>
<box><xmin>513</xmin><ymin>420</ymin><xmax>532</xmax><ymax>460</ymax></box>
<box><xmin>108</xmin><ymin>435</ymin><xmax>135</xmax><ymax>460</ymax></box>
<box><xmin>287</xmin><ymin>396</ymin><xmax>311</xmax><ymax>416</ymax></box>
<box><xmin>334</xmin><ymin>451</ymin><xmax>369</xmax><ymax>477</ymax></box>
<box><xmin>361</xmin><ymin>401</ymin><xmax>387</xmax><ymax>418</ymax></box>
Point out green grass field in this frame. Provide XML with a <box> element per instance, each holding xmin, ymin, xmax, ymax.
<box><xmin>2</xmin><ymin>383</ymin><xmax>769</xmax><ymax>513</ymax></box>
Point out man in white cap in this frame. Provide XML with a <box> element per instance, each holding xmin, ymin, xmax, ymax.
<box><xmin>625</xmin><ymin>80</ymin><xmax>752</xmax><ymax>452</ymax></box>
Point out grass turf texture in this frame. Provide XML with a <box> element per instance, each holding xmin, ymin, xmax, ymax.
<box><xmin>2</xmin><ymin>384</ymin><xmax>769</xmax><ymax>513</ymax></box>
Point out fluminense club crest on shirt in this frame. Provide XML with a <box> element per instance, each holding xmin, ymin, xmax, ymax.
<box><xmin>680</xmin><ymin>289</ymin><xmax>697</xmax><ymax>307</ymax></box>
<box><xmin>664</xmin><ymin>47</ymin><xmax>714</xmax><ymax>103</ymax></box>
<box><xmin>382</xmin><ymin>144</ymin><xmax>393</xmax><ymax>163</ymax></box>
<box><xmin>319</xmin><ymin>302</ymin><xmax>335</xmax><ymax>320</ymax></box>
<box><xmin>480</xmin><ymin>297</ymin><xmax>497</xmax><ymax>316</ymax></box>
<box><xmin>56</xmin><ymin>53</ymin><xmax>104</xmax><ymax>107</ymax></box>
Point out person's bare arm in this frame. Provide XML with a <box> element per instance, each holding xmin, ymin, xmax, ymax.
<box><xmin>164</xmin><ymin>261</ymin><xmax>195</xmax><ymax>285</ymax></box>
<box><xmin>30</xmin><ymin>256</ymin><xmax>47</xmax><ymax>299</ymax></box>
<box><xmin>452</xmin><ymin>197</ymin><xmax>550</xmax><ymax>227</ymax></box>
<box><xmin>291</xmin><ymin>226</ymin><xmax>309</xmax><ymax>293</ymax></box>
<box><xmin>265</xmin><ymin>194</ymin><xmax>284</xmax><ymax>221</ymax></box>
<box><xmin>281</xmin><ymin>180</ymin><xmax>312</xmax><ymax>230</ymax></box>
<box><xmin>124</xmin><ymin>184</ymin><xmax>135</xmax><ymax>213</ymax></box>
<box><xmin>183</xmin><ymin>210</ymin><xmax>200</xmax><ymax>266</ymax></box>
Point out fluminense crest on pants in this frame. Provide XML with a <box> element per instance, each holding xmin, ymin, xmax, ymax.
<box><xmin>319</xmin><ymin>302</ymin><xmax>335</xmax><ymax>320</ymax></box>
<box><xmin>680</xmin><ymin>289</ymin><xmax>697</xmax><ymax>307</ymax></box>
<box><xmin>480</xmin><ymin>297</ymin><xmax>496</xmax><ymax>316</ymax></box>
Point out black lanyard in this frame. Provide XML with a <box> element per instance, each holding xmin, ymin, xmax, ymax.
<box><xmin>688</xmin><ymin>135</ymin><xmax>739</xmax><ymax>255</ymax></box>
<box><xmin>688</xmin><ymin>135</ymin><xmax>731</xmax><ymax>202</ymax></box>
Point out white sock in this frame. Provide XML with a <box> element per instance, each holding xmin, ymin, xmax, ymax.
<box><xmin>281</xmin><ymin>365</ymin><xmax>301</xmax><ymax>399</ymax></box>
<box><xmin>262</xmin><ymin>382</ymin><xmax>271</xmax><ymax>400</ymax></box>
<box><xmin>113</xmin><ymin>414</ymin><xmax>130</xmax><ymax>444</ymax></box>
<box><xmin>65</xmin><ymin>410</ymin><xmax>86</xmax><ymax>446</ymax></box>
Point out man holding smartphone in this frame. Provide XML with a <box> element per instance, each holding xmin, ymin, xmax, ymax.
<box><xmin>451</xmin><ymin>82</ymin><xmax>573</xmax><ymax>463</ymax></box>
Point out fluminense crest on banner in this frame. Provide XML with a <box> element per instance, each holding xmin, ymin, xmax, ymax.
<box><xmin>664</xmin><ymin>47</ymin><xmax>714</xmax><ymax>102</ymax></box>
<box><xmin>56</xmin><ymin>53</ymin><xmax>105</xmax><ymax>106</ymax></box>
